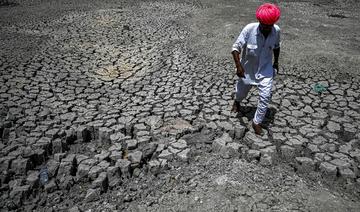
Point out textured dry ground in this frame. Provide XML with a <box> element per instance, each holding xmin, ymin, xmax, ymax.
<box><xmin>1</xmin><ymin>0</ymin><xmax>360</xmax><ymax>211</ymax></box>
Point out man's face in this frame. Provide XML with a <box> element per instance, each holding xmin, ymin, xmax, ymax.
<box><xmin>259</xmin><ymin>23</ymin><xmax>273</xmax><ymax>34</ymax></box>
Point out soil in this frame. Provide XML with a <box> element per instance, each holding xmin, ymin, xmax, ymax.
<box><xmin>1</xmin><ymin>0</ymin><xmax>360</xmax><ymax>211</ymax></box>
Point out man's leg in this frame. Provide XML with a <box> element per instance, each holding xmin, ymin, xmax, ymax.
<box><xmin>253</xmin><ymin>77</ymin><xmax>273</xmax><ymax>134</ymax></box>
<box><xmin>232</xmin><ymin>79</ymin><xmax>251</xmax><ymax>112</ymax></box>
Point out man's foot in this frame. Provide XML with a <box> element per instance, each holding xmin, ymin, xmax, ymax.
<box><xmin>231</xmin><ymin>101</ymin><xmax>240</xmax><ymax>113</ymax></box>
<box><xmin>252</xmin><ymin>121</ymin><xmax>263</xmax><ymax>135</ymax></box>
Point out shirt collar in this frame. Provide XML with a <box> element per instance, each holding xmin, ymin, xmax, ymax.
<box><xmin>256</xmin><ymin>23</ymin><xmax>275</xmax><ymax>37</ymax></box>
<box><xmin>256</xmin><ymin>23</ymin><xmax>261</xmax><ymax>35</ymax></box>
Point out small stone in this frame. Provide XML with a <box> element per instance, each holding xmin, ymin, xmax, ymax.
<box><xmin>168</xmin><ymin>146</ymin><xmax>181</xmax><ymax>154</ymax></box>
<box><xmin>148</xmin><ymin>160</ymin><xmax>161</xmax><ymax>174</ymax></box>
<box><xmin>177</xmin><ymin>148</ymin><xmax>190</xmax><ymax>161</ymax></box>
<box><xmin>212</xmin><ymin>136</ymin><xmax>226</xmax><ymax>153</ymax></box>
<box><xmin>44</xmin><ymin>179</ymin><xmax>57</xmax><ymax>193</ymax></box>
<box><xmin>326</xmin><ymin>121</ymin><xmax>341</xmax><ymax>133</ymax></box>
<box><xmin>54</xmin><ymin>153</ymin><xmax>66</xmax><ymax>162</ymax></box>
<box><xmin>76</xmin><ymin>125</ymin><xmax>91</xmax><ymax>143</ymax></box>
<box><xmin>272</xmin><ymin>133</ymin><xmax>287</xmax><ymax>144</ymax></box>
<box><xmin>95</xmin><ymin>151</ymin><xmax>110</xmax><ymax>161</ymax></box>
<box><xmin>137</xmin><ymin>136</ymin><xmax>151</xmax><ymax>147</ymax></box>
<box><xmin>234</xmin><ymin>123</ymin><xmax>246</xmax><ymax>139</ymax></box>
<box><xmin>110</xmin><ymin>132</ymin><xmax>126</xmax><ymax>143</ymax></box>
<box><xmin>126</xmin><ymin>139</ymin><xmax>138</xmax><ymax>150</ymax></box>
<box><xmin>107</xmin><ymin>166</ymin><xmax>120</xmax><ymax>188</ymax></box>
<box><xmin>60</xmin><ymin>112</ymin><xmax>76</xmax><ymax>122</ymax></box>
<box><xmin>339</xmin><ymin>168</ymin><xmax>356</xmax><ymax>179</ymax></box>
<box><xmin>34</xmin><ymin>137</ymin><xmax>52</xmax><ymax>155</ymax></box>
<box><xmin>0</xmin><ymin>156</ymin><xmax>15</xmax><ymax>172</ymax></box>
<box><xmin>212</xmin><ymin>133</ymin><xmax>232</xmax><ymax>153</ymax></box>
<box><xmin>88</xmin><ymin>165</ymin><xmax>103</xmax><ymax>180</ymax></box>
<box><xmin>76</xmin><ymin>154</ymin><xmax>89</xmax><ymax>164</ymax></box>
<box><xmin>319</xmin><ymin>143</ymin><xmax>337</xmax><ymax>153</ymax></box>
<box><xmin>45</xmin><ymin>128</ymin><xmax>59</xmax><ymax>139</ymax></box>
<box><xmin>350</xmin><ymin>149</ymin><xmax>360</xmax><ymax>162</ymax></box>
<box><xmin>62</xmin><ymin>154</ymin><xmax>76</xmax><ymax>163</ymax></box>
<box><xmin>98</xmin><ymin>127</ymin><xmax>113</xmax><ymax>144</ymax></box>
<box><xmin>295</xmin><ymin>157</ymin><xmax>315</xmax><ymax>173</ymax></box>
<box><xmin>68</xmin><ymin>206</ymin><xmax>81</xmax><ymax>212</ymax></box>
<box><xmin>171</xmin><ymin>139</ymin><xmax>187</xmax><ymax>149</ymax></box>
<box><xmin>59</xmin><ymin>176</ymin><xmax>75</xmax><ymax>191</ymax></box>
<box><xmin>206</xmin><ymin>121</ymin><xmax>217</xmax><ymax>130</ymax></box>
<box><xmin>219</xmin><ymin>146</ymin><xmax>231</xmax><ymax>159</ymax></box>
<box><xmin>11</xmin><ymin>158</ymin><xmax>31</xmax><ymax>176</ymax></box>
<box><xmin>156</xmin><ymin>143</ymin><xmax>165</xmax><ymax>153</ymax></box>
<box><xmin>142</xmin><ymin>142</ymin><xmax>157</xmax><ymax>160</ymax></box>
<box><xmin>9</xmin><ymin>185</ymin><xmax>30</xmax><ymax>206</ymax></box>
<box><xmin>77</xmin><ymin>164</ymin><xmax>92</xmax><ymax>180</ymax></box>
<box><xmin>85</xmin><ymin>188</ymin><xmax>100</xmax><ymax>202</ymax></box>
<box><xmin>330</xmin><ymin>159</ymin><xmax>351</xmax><ymax>171</ymax></box>
<box><xmin>244</xmin><ymin>132</ymin><xmax>262</xmax><ymax>146</ymax></box>
<box><xmin>92</xmin><ymin>172</ymin><xmax>108</xmax><ymax>192</ymax></box>
<box><xmin>319</xmin><ymin>162</ymin><xmax>337</xmax><ymax>178</ymax></box>
<box><xmin>109</xmin><ymin>151</ymin><xmax>122</xmax><ymax>162</ymax></box>
<box><xmin>280</xmin><ymin>145</ymin><xmax>296</xmax><ymax>160</ymax></box>
<box><xmin>52</xmin><ymin>138</ymin><xmax>64</xmax><ymax>154</ymax></box>
<box><xmin>108</xmin><ymin>143</ymin><xmax>122</xmax><ymax>152</ymax></box>
<box><xmin>247</xmin><ymin>150</ymin><xmax>260</xmax><ymax>161</ymax></box>
<box><xmin>128</xmin><ymin>151</ymin><xmax>143</xmax><ymax>165</ymax></box>
<box><xmin>145</xmin><ymin>116</ymin><xmax>163</xmax><ymax>130</ymax></box>
<box><xmin>252</xmin><ymin>140</ymin><xmax>272</xmax><ymax>150</ymax></box>
<box><xmin>306</xmin><ymin>144</ymin><xmax>320</xmax><ymax>154</ymax></box>
<box><xmin>134</xmin><ymin>123</ymin><xmax>147</xmax><ymax>134</ymax></box>
<box><xmin>9</xmin><ymin>179</ymin><xmax>23</xmax><ymax>191</ymax></box>
<box><xmin>159</xmin><ymin>158</ymin><xmax>169</xmax><ymax>170</ymax></box>
<box><xmin>26</xmin><ymin>171</ymin><xmax>39</xmax><ymax>188</ymax></box>
<box><xmin>259</xmin><ymin>154</ymin><xmax>272</xmax><ymax>166</ymax></box>
<box><xmin>116</xmin><ymin>159</ymin><xmax>131</xmax><ymax>178</ymax></box>
<box><xmin>46</xmin><ymin>159</ymin><xmax>60</xmax><ymax>178</ymax></box>
<box><xmin>226</xmin><ymin>142</ymin><xmax>241</xmax><ymax>158</ymax></box>
<box><xmin>339</xmin><ymin>144</ymin><xmax>352</xmax><ymax>155</ymax></box>
<box><xmin>158</xmin><ymin>149</ymin><xmax>173</xmax><ymax>160</ymax></box>
<box><xmin>217</xmin><ymin>121</ymin><xmax>235</xmax><ymax>137</ymax></box>
<box><xmin>285</xmin><ymin>138</ymin><xmax>304</xmax><ymax>152</ymax></box>
<box><xmin>98</xmin><ymin>161</ymin><xmax>110</xmax><ymax>169</ymax></box>
<box><xmin>57</xmin><ymin>160</ymin><xmax>75</xmax><ymax>178</ymax></box>
<box><xmin>22</xmin><ymin>146</ymin><xmax>35</xmax><ymax>159</ymax></box>
<box><xmin>260</xmin><ymin>146</ymin><xmax>276</xmax><ymax>158</ymax></box>
<box><xmin>303</xmin><ymin>105</ymin><xmax>314</xmax><ymax>113</ymax></box>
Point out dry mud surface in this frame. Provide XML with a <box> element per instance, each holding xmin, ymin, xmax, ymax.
<box><xmin>1</xmin><ymin>0</ymin><xmax>360</xmax><ymax>211</ymax></box>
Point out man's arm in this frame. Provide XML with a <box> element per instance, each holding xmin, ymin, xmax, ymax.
<box><xmin>232</xmin><ymin>50</ymin><xmax>245</xmax><ymax>78</ymax></box>
<box><xmin>232</xmin><ymin>25</ymin><xmax>248</xmax><ymax>78</ymax></box>
<box><xmin>273</xmin><ymin>47</ymin><xmax>280</xmax><ymax>72</ymax></box>
<box><xmin>273</xmin><ymin>25</ymin><xmax>281</xmax><ymax>73</ymax></box>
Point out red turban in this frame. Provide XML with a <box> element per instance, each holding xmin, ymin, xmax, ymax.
<box><xmin>256</xmin><ymin>3</ymin><xmax>281</xmax><ymax>25</ymax></box>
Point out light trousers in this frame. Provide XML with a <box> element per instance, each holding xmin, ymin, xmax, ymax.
<box><xmin>235</xmin><ymin>77</ymin><xmax>273</xmax><ymax>124</ymax></box>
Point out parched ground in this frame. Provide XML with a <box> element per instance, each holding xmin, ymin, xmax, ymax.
<box><xmin>1</xmin><ymin>0</ymin><xmax>360</xmax><ymax>211</ymax></box>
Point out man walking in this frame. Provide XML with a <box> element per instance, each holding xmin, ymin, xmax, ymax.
<box><xmin>231</xmin><ymin>3</ymin><xmax>281</xmax><ymax>135</ymax></box>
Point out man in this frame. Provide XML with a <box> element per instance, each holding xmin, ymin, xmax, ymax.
<box><xmin>231</xmin><ymin>3</ymin><xmax>281</xmax><ymax>135</ymax></box>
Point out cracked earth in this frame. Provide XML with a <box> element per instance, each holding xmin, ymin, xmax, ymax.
<box><xmin>1</xmin><ymin>0</ymin><xmax>360</xmax><ymax>211</ymax></box>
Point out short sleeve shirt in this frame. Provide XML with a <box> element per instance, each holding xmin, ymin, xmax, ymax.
<box><xmin>232</xmin><ymin>23</ymin><xmax>280</xmax><ymax>85</ymax></box>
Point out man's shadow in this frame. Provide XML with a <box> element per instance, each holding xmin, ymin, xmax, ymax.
<box><xmin>237</xmin><ymin>106</ymin><xmax>277</xmax><ymax>130</ymax></box>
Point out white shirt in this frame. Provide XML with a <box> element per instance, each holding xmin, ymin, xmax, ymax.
<box><xmin>232</xmin><ymin>22</ymin><xmax>280</xmax><ymax>85</ymax></box>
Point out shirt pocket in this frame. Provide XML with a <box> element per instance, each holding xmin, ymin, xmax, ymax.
<box><xmin>268</xmin><ymin>44</ymin><xmax>274</xmax><ymax>50</ymax></box>
<box><xmin>246</xmin><ymin>44</ymin><xmax>258</xmax><ymax>57</ymax></box>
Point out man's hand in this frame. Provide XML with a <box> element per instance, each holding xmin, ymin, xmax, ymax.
<box><xmin>272</xmin><ymin>62</ymin><xmax>279</xmax><ymax>77</ymax></box>
<box><xmin>273</xmin><ymin>62</ymin><xmax>279</xmax><ymax>72</ymax></box>
<box><xmin>236</xmin><ymin>66</ymin><xmax>245</xmax><ymax>78</ymax></box>
<box><xmin>232</xmin><ymin>50</ymin><xmax>245</xmax><ymax>78</ymax></box>
<box><xmin>273</xmin><ymin>47</ymin><xmax>280</xmax><ymax>76</ymax></box>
